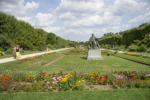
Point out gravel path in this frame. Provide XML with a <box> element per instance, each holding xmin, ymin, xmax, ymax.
<box><xmin>0</xmin><ymin>48</ymin><xmax>71</xmax><ymax>64</ymax></box>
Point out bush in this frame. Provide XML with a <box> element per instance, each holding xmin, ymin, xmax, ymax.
<box><xmin>103</xmin><ymin>44</ymin><xmax>111</xmax><ymax>49</ymax></box>
<box><xmin>128</xmin><ymin>44</ymin><xmax>138</xmax><ymax>51</ymax></box>
<box><xmin>0</xmin><ymin>51</ymin><xmax>5</xmax><ymax>56</ymax></box>
<box><xmin>137</xmin><ymin>44</ymin><xmax>147</xmax><ymax>52</ymax></box>
<box><xmin>5</xmin><ymin>48</ymin><xmax>13</xmax><ymax>54</ymax></box>
<box><xmin>120</xmin><ymin>45</ymin><xmax>125</xmax><ymax>50</ymax></box>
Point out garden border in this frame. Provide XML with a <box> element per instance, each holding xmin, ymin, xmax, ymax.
<box><xmin>113</xmin><ymin>55</ymin><xmax>150</xmax><ymax>66</ymax></box>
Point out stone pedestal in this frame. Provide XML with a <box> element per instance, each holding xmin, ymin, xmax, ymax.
<box><xmin>87</xmin><ymin>49</ymin><xmax>102</xmax><ymax>60</ymax></box>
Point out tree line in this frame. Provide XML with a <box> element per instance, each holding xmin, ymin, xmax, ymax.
<box><xmin>0</xmin><ymin>12</ymin><xmax>77</xmax><ymax>52</ymax></box>
<box><xmin>98</xmin><ymin>23</ymin><xmax>150</xmax><ymax>52</ymax></box>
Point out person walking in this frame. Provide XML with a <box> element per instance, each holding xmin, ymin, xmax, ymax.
<box><xmin>14</xmin><ymin>45</ymin><xmax>22</xmax><ymax>59</ymax></box>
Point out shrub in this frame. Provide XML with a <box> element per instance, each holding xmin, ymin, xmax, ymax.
<box><xmin>0</xmin><ymin>51</ymin><xmax>5</xmax><ymax>56</ymax></box>
<box><xmin>137</xmin><ymin>44</ymin><xmax>147</xmax><ymax>52</ymax></box>
<box><xmin>103</xmin><ymin>45</ymin><xmax>111</xmax><ymax>49</ymax></box>
<box><xmin>128</xmin><ymin>44</ymin><xmax>138</xmax><ymax>51</ymax></box>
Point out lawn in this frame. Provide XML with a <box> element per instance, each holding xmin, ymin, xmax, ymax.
<box><xmin>0</xmin><ymin>50</ymin><xmax>150</xmax><ymax>100</ymax></box>
<box><xmin>0</xmin><ymin>89</ymin><xmax>150</xmax><ymax>100</ymax></box>
<box><xmin>115</xmin><ymin>53</ymin><xmax>150</xmax><ymax>65</ymax></box>
<box><xmin>0</xmin><ymin>51</ymin><xmax>150</xmax><ymax>75</ymax></box>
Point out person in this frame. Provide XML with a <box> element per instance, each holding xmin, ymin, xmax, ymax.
<box><xmin>15</xmin><ymin>45</ymin><xmax>22</xmax><ymax>59</ymax></box>
<box><xmin>46</xmin><ymin>47</ymin><xmax>49</xmax><ymax>51</ymax></box>
<box><xmin>13</xmin><ymin>46</ymin><xmax>17</xmax><ymax>58</ymax></box>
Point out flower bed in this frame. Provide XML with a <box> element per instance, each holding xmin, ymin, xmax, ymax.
<box><xmin>126</xmin><ymin>52</ymin><xmax>150</xmax><ymax>58</ymax></box>
<box><xmin>115</xmin><ymin>53</ymin><xmax>150</xmax><ymax>65</ymax></box>
<box><xmin>0</xmin><ymin>71</ymin><xmax>150</xmax><ymax>92</ymax></box>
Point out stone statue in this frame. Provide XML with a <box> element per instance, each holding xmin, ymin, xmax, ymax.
<box><xmin>88</xmin><ymin>34</ymin><xmax>100</xmax><ymax>49</ymax></box>
<box><xmin>87</xmin><ymin>34</ymin><xmax>102</xmax><ymax>60</ymax></box>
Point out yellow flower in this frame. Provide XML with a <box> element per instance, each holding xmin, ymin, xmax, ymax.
<box><xmin>75</xmin><ymin>80</ymin><xmax>85</xmax><ymax>86</ymax></box>
<box><xmin>75</xmin><ymin>80</ymin><xmax>81</xmax><ymax>86</ymax></box>
<box><xmin>81</xmin><ymin>79</ymin><xmax>85</xmax><ymax>82</ymax></box>
<box><xmin>60</xmin><ymin>77</ymin><xmax>68</xmax><ymax>83</ymax></box>
<box><xmin>65</xmin><ymin>73</ymin><xmax>73</xmax><ymax>78</ymax></box>
<box><xmin>26</xmin><ymin>75</ymin><xmax>32</xmax><ymax>81</ymax></box>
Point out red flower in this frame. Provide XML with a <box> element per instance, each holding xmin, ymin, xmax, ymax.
<box><xmin>98</xmin><ymin>76</ymin><xmax>103</xmax><ymax>84</ymax></box>
<box><xmin>94</xmin><ymin>76</ymin><xmax>97</xmax><ymax>79</ymax></box>
<box><xmin>104</xmin><ymin>75</ymin><xmax>108</xmax><ymax>80</ymax></box>
<box><xmin>98</xmin><ymin>76</ymin><xmax>103</xmax><ymax>80</ymax></box>
<box><xmin>120</xmin><ymin>71</ymin><xmax>122</xmax><ymax>74</ymax></box>
<box><xmin>131</xmin><ymin>71</ymin><xmax>136</xmax><ymax>74</ymax></box>
<box><xmin>43</xmin><ymin>72</ymin><xmax>46</xmax><ymax>76</ymax></box>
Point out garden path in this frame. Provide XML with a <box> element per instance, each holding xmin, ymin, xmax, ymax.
<box><xmin>0</xmin><ymin>48</ymin><xmax>71</xmax><ymax>64</ymax></box>
<box><xmin>44</xmin><ymin>54</ymin><xmax>66</xmax><ymax>66</ymax></box>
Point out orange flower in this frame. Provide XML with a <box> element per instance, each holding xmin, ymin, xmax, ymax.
<box><xmin>88</xmin><ymin>73</ymin><xmax>94</xmax><ymax>76</ymax></box>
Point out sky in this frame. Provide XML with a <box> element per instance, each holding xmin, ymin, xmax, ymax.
<box><xmin>0</xmin><ymin>0</ymin><xmax>150</xmax><ymax>41</ymax></box>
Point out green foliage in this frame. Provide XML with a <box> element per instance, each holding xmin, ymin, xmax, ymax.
<box><xmin>0</xmin><ymin>12</ymin><xmax>76</xmax><ymax>51</ymax></box>
<box><xmin>128</xmin><ymin>44</ymin><xmax>138</xmax><ymax>51</ymax></box>
<box><xmin>46</xmin><ymin>33</ymin><xmax>56</xmax><ymax>45</ymax></box>
<box><xmin>142</xmin><ymin>34</ymin><xmax>150</xmax><ymax>47</ymax></box>
<box><xmin>137</xmin><ymin>44</ymin><xmax>147</xmax><ymax>52</ymax></box>
<box><xmin>99</xmin><ymin>34</ymin><xmax>122</xmax><ymax>49</ymax></box>
<box><xmin>98</xmin><ymin>23</ymin><xmax>150</xmax><ymax>50</ymax></box>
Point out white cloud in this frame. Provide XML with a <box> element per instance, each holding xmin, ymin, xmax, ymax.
<box><xmin>1</xmin><ymin>0</ymin><xmax>150</xmax><ymax>41</ymax></box>
<box><xmin>34</xmin><ymin>13</ymin><xmax>55</xmax><ymax>27</ymax></box>
<box><xmin>16</xmin><ymin>12</ymin><xmax>56</xmax><ymax>33</ymax></box>
<box><xmin>55</xmin><ymin>0</ymin><xmax>121</xmax><ymax>28</ymax></box>
<box><xmin>17</xmin><ymin>16</ymin><xmax>31</xmax><ymax>23</ymax></box>
<box><xmin>128</xmin><ymin>10</ymin><xmax>150</xmax><ymax>23</ymax></box>
<box><xmin>25</xmin><ymin>1</ymin><xmax>39</xmax><ymax>11</ymax></box>
<box><xmin>107</xmin><ymin>0</ymin><xmax>147</xmax><ymax>16</ymax></box>
<box><xmin>0</xmin><ymin>0</ymin><xmax>39</xmax><ymax>16</ymax></box>
<box><xmin>55</xmin><ymin>0</ymin><xmax>104</xmax><ymax>14</ymax></box>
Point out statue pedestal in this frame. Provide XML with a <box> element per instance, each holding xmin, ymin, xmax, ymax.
<box><xmin>87</xmin><ymin>49</ymin><xmax>102</xmax><ymax>60</ymax></box>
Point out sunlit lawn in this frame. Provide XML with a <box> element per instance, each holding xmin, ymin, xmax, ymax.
<box><xmin>0</xmin><ymin>89</ymin><xmax>150</xmax><ymax>100</ymax></box>
<box><xmin>0</xmin><ymin>51</ymin><xmax>150</xmax><ymax>75</ymax></box>
<box><xmin>0</xmin><ymin>51</ymin><xmax>150</xmax><ymax>100</ymax></box>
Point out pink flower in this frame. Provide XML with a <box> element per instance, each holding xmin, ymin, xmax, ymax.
<box><xmin>49</xmin><ymin>86</ymin><xmax>52</xmax><ymax>89</ymax></box>
<box><xmin>146</xmin><ymin>73</ymin><xmax>150</xmax><ymax>76</ymax></box>
<box><xmin>52</xmin><ymin>77</ymin><xmax>56</xmax><ymax>81</ymax></box>
<box><xmin>46</xmin><ymin>81</ymin><xmax>50</xmax><ymax>85</ymax></box>
<box><xmin>114</xmin><ymin>74</ymin><xmax>124</xmax><ymax>79</ymax></box>
<box><xmin>57</xmin><ymin>76</ymin><xmax>62</xmax><ymax>81</ymax></box>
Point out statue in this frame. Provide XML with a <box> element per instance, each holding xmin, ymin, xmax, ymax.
<box><xmin>88</xmin><ymin>34</ymin><xmax>100</xmax><ymax>49</ymax></box>
<box><xmin>87</xmin><ymin>34</ymin><xmax>102</xmax><ymax>60</ymax></box>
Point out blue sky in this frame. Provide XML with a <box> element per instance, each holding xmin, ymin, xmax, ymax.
<box><xmin>0</xmin><ymin>0</ymin><xmax>150</xmax><ymax>41</ymax></box>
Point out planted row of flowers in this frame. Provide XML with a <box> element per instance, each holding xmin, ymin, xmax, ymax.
<box><xmin>125</xmin><ymin>52</ymin><xmax>150</xmax><ymax>58</ymax></box>
<box><xmin>0</xmin><ymin>71</ymin><xmax>150</xmax><ymax>92</ymax></box>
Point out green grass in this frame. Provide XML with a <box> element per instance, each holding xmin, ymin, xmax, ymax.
<box><xmin>0</xmin><ymin>51</ymin><xmax>150</xmax><ymax>75</ymax></box>
<box><xmin>0</xmin><ymin>89</ymin><xmax>150</xmax><ymax>100</ymax></box>
<box><xmin>0</xmin><ymin>50</ymin><xmax>150</xmax><ymax>100</ymax></box>
<box><xmin>115</xmin><ymin>53</ymin><xmax>150</xmax><ymax>65</ymax></box>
